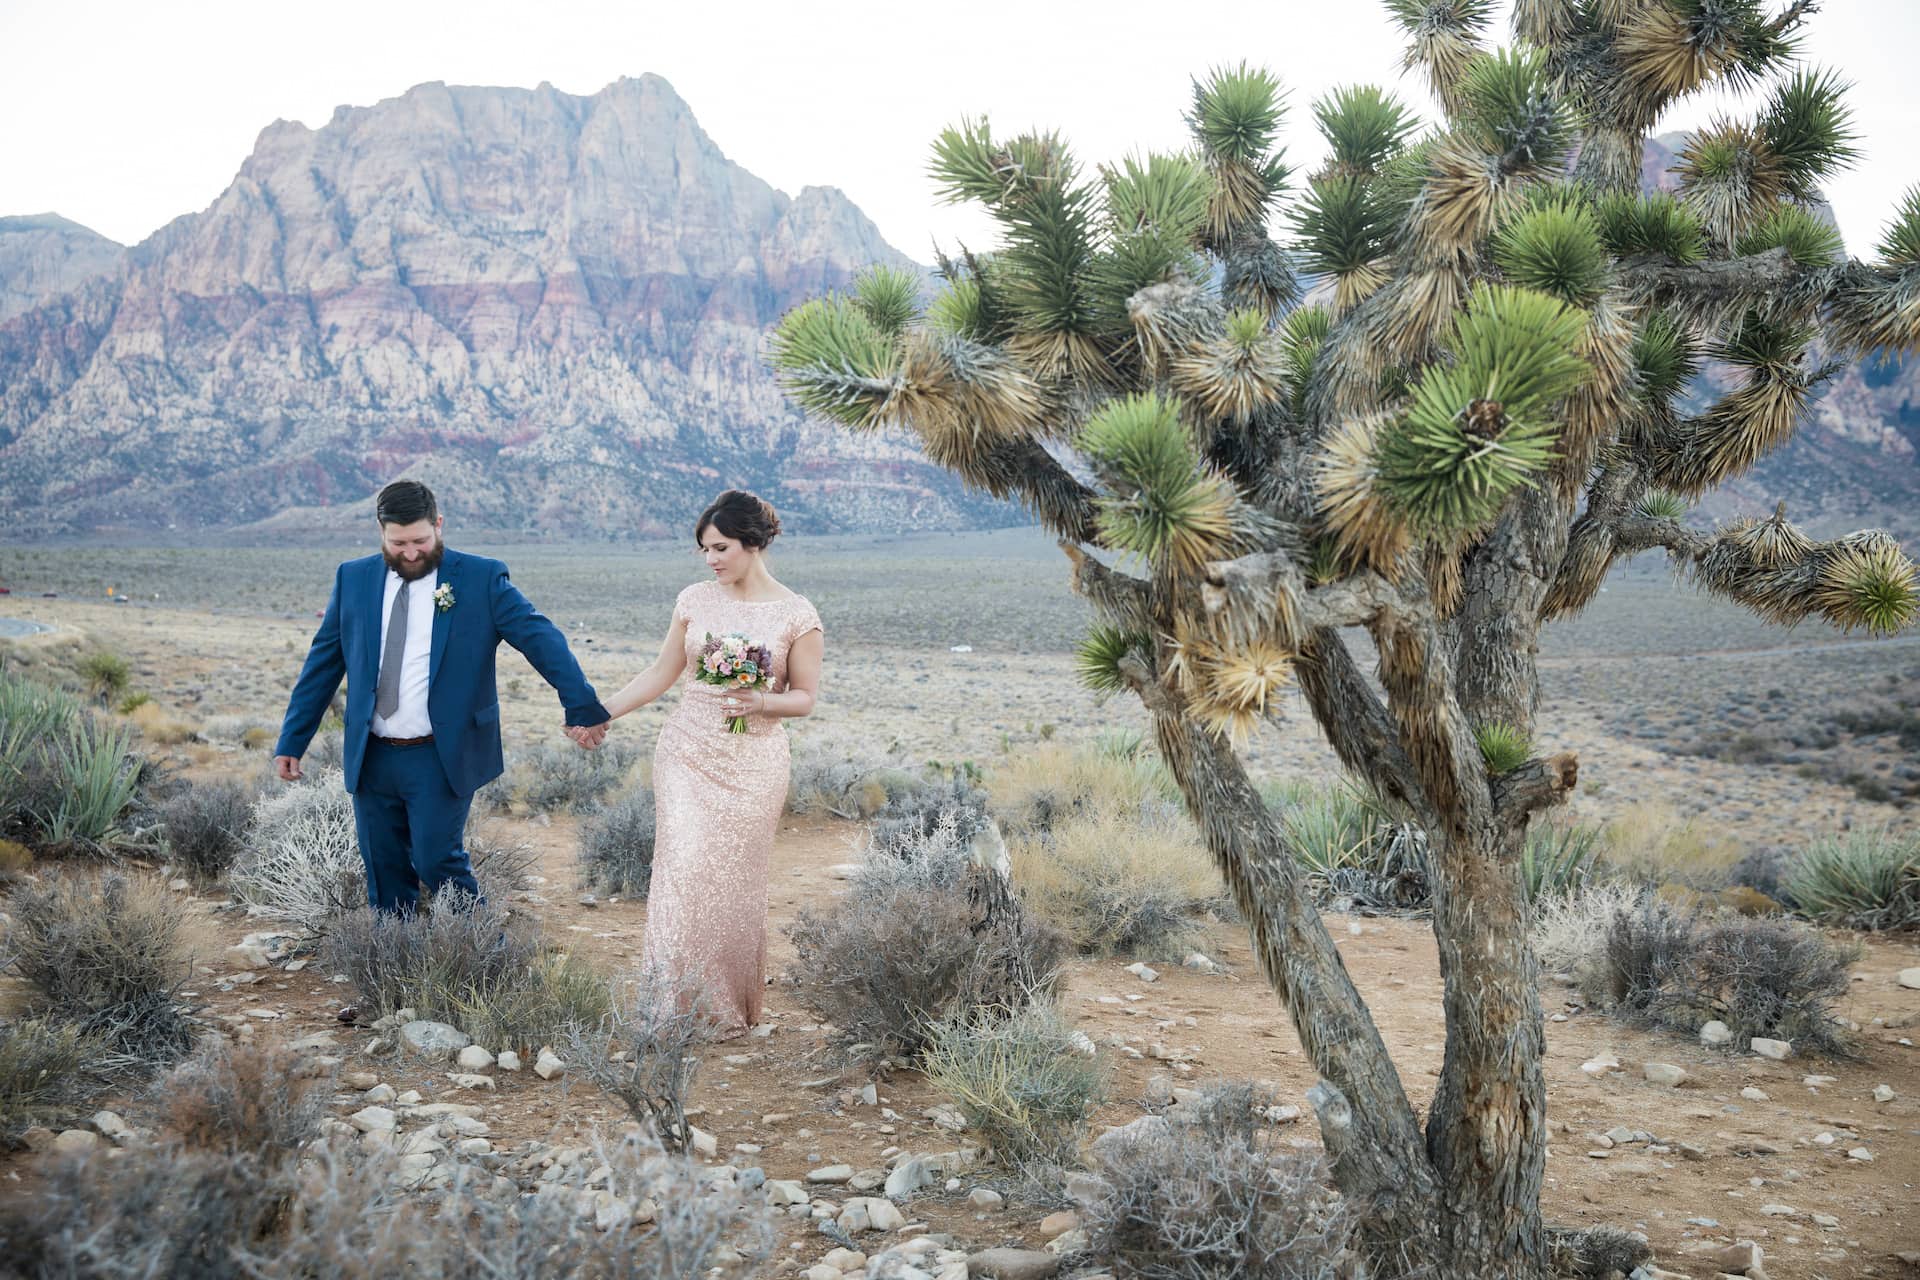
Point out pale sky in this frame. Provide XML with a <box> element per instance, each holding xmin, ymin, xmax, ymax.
<box><xmin>3</xmin><ymin>0</ymin><xmax>1916</xmax><ymax>260</ymax></box>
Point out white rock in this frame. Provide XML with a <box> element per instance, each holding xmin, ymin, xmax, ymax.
<box><xmin>1873</xmin><ymin>1084</ymin><xmax>1896</xmax><ymax>1103</ymax></box>
<box><xmin>1750</xmin><ymin>1037</ymin><xmax>1792</xmax><ymax>1060</ymax></box>
<box><xmin>808</xmin><ymin>1163</ymin><xmax>855</xmax><ymax>1183</ymax></box>
<box><xmin>1643</xmin><ymin>1062</ymin><xmax>1688</xmax><ymax>1087</ymax></box>
<box><xmin>766</xmin><ymin>1179</ymin><xmax>810</xmax><ymax>1205</ymax></box>
<box><xmin>1124</xmin><ymin>961</ymin><xmax>1159</xmax><ymax>983</ymax></box>
<box><xmin>1181</xmin><ymin>952</ymin><xmax>1219</xmax><ymax>974</ymax></box>
<box><xmin>447</xmin><ymin>1073</ymin><xmax>494</xmax><ymax>1090</ymax></box>
<box><xmin>534</xmin><ymin>1048</ymin><xmax>565</xmax><ymax>1080</ymax></box>
<box><xmin>1579</xmin><ymin>1055</ymin><xmax>1620</xmax><ymax>1076</ymax></box>
<box><xmin>349</xmin><ymin>1106</ymin><xmax>397</xmax><ymax>1133</ymax></box>
<box><xmin>455</xmin><ymin>1045</ymin><xmax>495</xmax><ymax>1071</ymax></box>
<box><xmin>496</xmin><ymin>1050</ymin><xmax>523</xmax><ymax>1072</ymax></box>
<box><xmin>1897</xmin><ymin>967</ymin><xmax>1920</xmax><ymax>990</ymax></box>
<box><xmin>885</xmin><ymin>1156</ymin><xmax>934</xmax><ymax>1198</ymax></box>
<box><xmin>1740</xmin><ymin>1086</ymin><xmax>1770</xmax><ymax>1102</ymax></box>
<box><xmin>53</xmin><ymin>1128</ymin><xmax>101</xmax><ymax>1154</ymax></box>
<box><xmin>400</xmin><ymin>1020</ymin><xmax>472</xmax><ymax>1060</ymax></box>
<box><xmin>969</xmin><ymin>1188</ymin><xmax>1004</xmax><ymax>1210</ymax></box>
<box><xmin>363</xmin><ymin>1083</ymin><xmax>396</xmax><ymax>1104</ymax></box>
<box><xmin>856</xmin><ymin>1196</ymin><xmax>907</xmax><ymax>1232</ymax></box>
<box><xmin>90</xmin><ymin>1111</ymin><xmax>133</xmax><ymax>1143</ymax></box>
<box><xmin>1846</xmin><ymin>1146</ymin><xmax>1873</xmax><ymax>1162</ymax></box>
<box><xmin>688</xmin><ymin>1126</ymin><xmax>718</xmax><ymax>1158</ymax></box>
<box><xmin>1699</xmin><ymin>1020</ymin><xmax>1734</xmax><ymax>1046</ymax></box>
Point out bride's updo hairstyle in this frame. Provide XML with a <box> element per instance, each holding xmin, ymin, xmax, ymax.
<box><xmin>695</xmin><ymin>489</ymin><xmax>782</xmax><ymax>549</ymax></box>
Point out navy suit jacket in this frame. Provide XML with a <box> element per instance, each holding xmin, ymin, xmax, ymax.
<box><xmin>274</xmin><ymin>548</ymin><xmax>610</xmax><ymax>797</ymax></box>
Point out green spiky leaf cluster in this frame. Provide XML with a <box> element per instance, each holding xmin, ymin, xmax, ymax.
<box><xmin>1595</xmin><ymin>192</ymin><xmax>1706</xmax><ymax>262</ymax></box>
<box><xmin>1818</xmin><ymin>542</ymin><xmax>1919</xmax><ymax>636</ymax></box>
<box><xmin>1190</xmin><ymin>63</ymin><xmax>1287</xmax><ymax>165</ymax></box>
<box><xmin>1291</xmin><ymin>176</ymin><xmax>1396</xmax><ymax>277</ymax></box>
<box><xmin>1474</xmin><ymin>721</ymin><xmax>1532</xmax><ymax>774</ymax></box>
<box><xmin>1635</xmin><ymin>489</ymin><xmax>1691</xmax><ymax>521</ymax></box>
<box><xmin>1280</xmin><ymin>306</ymin><xmax>1331</xmax><ymax>415</ymax></box>
<box><xmin>1717</xmin><ymin>309</ymin><xmax>1816</xmax><ymax>373</ymax></box>
<box><xmin>1076</xmin><ymin>626</ymin><xmax>1150</xmax><ymax>693</ymax></box>
<box><xmin>1103</xmin><ymin>152</ymin><xmax>1213</xmax><ymax>240</ymax></box>
<box><xmin>1759</xmin><ymin>68</ymin><xmax>1859</xmax><ymax>198</ymax></box>
<box><xmin>1875</xmin><ymin>186</ymin><xmax>1920</xmax><ymax>266</ymax></box>
<box><xmin>1734</xmin><ymin>204</ymin><xmax>1844</xmax><ymax>267</ymax></box>
<box><xmin>1313</xmin><ymin>84</ymin><xmax>1419</xmax><ymax>177</ymax></box>
<box><xmin>1455</xmin><ymin>46</ymin><xmax>1573</xmax><ymax>171</ymax></box>
<box><xmin>930</xmin><ymin>121</ymin><xmax>1101</xmax><ymax>348</ymax></box>
<box><xmin>1079</xmin><ymin>393</ymin><xmax>1235</xmax><ymax>570</ymax></box>
<box><xmin>853</xmin><ymin>265</ymin><xmax>923</xmax><ymax>339</ymax></box>
<box><xmin>1631</xmin><ymin>310</ymin><xmax>1700</xmax><ymax>401</ymax></box>
<box><xmin>1377</xmin><ymin>286</ymin><xmax>1589</xmax><ymax>534</ymax></box>
<box><xmin>1493</xmin><ymin>195</ymin><xmax>1609</xmax><ymax>305</ymax></box>
<box><xmin>768</xmin><ymin>296</ymin><xmax>897</xmax><ymax>428</ymax></box>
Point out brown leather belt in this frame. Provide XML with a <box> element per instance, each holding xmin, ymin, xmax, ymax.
<box><xmin>373</xmin><ymin>734</ymin><xmax>434</xmax><ymax>747</ymax></box>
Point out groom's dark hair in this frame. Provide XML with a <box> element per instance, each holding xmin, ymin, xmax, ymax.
<box><xmin>376</xmin><ymin>479</ymin><xmax>439</xmax><ymax>528</ymax></box>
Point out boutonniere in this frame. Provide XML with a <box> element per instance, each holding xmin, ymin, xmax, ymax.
<box><xmin>433</xmin><ymin>583</ymin><xmax>456</xmax><ymax>612</ymax></box>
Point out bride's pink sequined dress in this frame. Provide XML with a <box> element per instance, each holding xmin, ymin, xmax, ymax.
<box><xmin>643</xmin><ymin>580</ymin><xmax>822</xmax><ymax>1036</ymax></box>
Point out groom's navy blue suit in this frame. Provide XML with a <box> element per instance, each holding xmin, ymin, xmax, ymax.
<box><xmin>275</xmin><ymin>547</ymin><xmax>609</xmax><ymax>913</ymax></box>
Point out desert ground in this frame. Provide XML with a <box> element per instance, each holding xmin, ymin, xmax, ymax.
<box><xmin>1</xmin><ymin>528</ymin><xmax>1917</xmax><ymax>1279</ymax></box>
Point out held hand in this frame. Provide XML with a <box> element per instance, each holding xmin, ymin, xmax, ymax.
<box><xmin>274</xmin><ymin>755</ymin><xmax>304</xmax><ymax>782</ymax></box>
<box><xmin>566</xmin><ymin>722</ymin><xmax>610</xmax><ymax>751</ymax></box>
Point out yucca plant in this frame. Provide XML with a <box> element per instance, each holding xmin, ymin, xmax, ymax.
<box><xmin>772</xmin><ymin>6</ymin><xmax>1918</xmax><ymax>1272</ymax></box>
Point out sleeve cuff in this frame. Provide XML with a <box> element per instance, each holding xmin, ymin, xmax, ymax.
<box><xmin>564</xmin><ymin>700</ymin><xmax>612</xmax><ymax>728</ymax></box>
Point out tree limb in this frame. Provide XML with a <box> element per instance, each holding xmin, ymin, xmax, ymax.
<box><xmin>1491</xmin><ymin>753</ymin><xmax>1581</xmax><ymax>827</ymax></box>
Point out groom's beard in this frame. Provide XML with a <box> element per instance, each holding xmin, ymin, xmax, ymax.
<box><xmin>384</xmin><ymin>540</ymin><xmax>444</xmax><ymax>582</ymax></box>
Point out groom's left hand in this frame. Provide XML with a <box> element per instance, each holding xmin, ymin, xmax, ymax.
<box><xmin>565</xmin><ymin>721</ymin><xmax>610</xmax><ymax>750</ymax></box>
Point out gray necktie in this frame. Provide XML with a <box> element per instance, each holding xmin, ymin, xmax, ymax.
<box><xmin>375</xmin><ymin>579</ymin><xmax>410</xmax><ymax>719</ymax></box>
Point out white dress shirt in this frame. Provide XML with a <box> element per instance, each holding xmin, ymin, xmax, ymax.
<box><xmin>370</xmin><ymin>569</ymin><xmax>436</xmax><ymax>739</ymax></box>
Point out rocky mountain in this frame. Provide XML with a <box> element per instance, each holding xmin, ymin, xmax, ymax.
<box><xmin>0</xmin><ymin>214</ymin><xmax>123</xmax><ymax>323</ymax></box>
<box><xmin>0</xmin><ymin>76</ymin><xmax>1006</xmax><ymax>538</ymax></box>
<box><xmin>1640</xmin><ymin>133</ymin><xmax>1919</xmax><ymax>535</ymax></box>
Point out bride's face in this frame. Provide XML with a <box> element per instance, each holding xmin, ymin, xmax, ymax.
<box><xmin>700</xmin><ymin>529</ymin><xmax>758</xmax><ymax>584</ymax></box>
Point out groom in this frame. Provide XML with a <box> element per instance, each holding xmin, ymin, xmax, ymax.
<box><xmin>273</xmin><ymin>479</ymin><xmax>611</xmax><ymax>914</ymax></box>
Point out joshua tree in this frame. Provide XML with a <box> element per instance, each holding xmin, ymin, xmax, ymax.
<box><xmin>772</xmin><ymin>2</ymin><xmax>1919</xmax><ymax>1275</ymax></box>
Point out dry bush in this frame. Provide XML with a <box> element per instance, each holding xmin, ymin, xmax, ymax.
<box><xmin>231</xmin><ymin>774</ymin><xmax>362</xmax><ymax>930</ymax></box>
<box><xmin>563</xmin><ymin>971</ymin><xmax>708</xmax><ymax>1151</ymax></box>
<box><xmin>0</xmin><ymin>1018</ymin><xmax>112</xmax><ymax>1142</ymax></box>
<box><xmin>786</xmin><ymin>814</ymin><xmax>1067</xmax><ymax>1060</ymax></box>
<box><xmin>322</xmin><ymin>894</ymin><xmax>611</xmax><ymax>1053</ymax></box>
<box><xmin>1530</xmin><ymin>880</ymin><xmax>1644</xmax><ymax>978</ymax></box>
<box><xmin>922</xmin><ymin>999</ymin><xmax>1106</xmax><ymax>1169</ymax></box>
<box><xmin>199</xmin><ymin>714</ymin><xmax>276</xmax><ymax>747</ymax></box>
<box><xmin>869</xmin><ymin>771</ymin><xmax>994</xmax><ymax>851</ymax></box>
<box><xmin>1082</xmin><ymin>1080</ymin><xmax>1357</xmax><ymax>1280</ymax></box>
<box><xmin>233</xmin><ymin>779</ymin><xmax>529</xmax><ymax>929</ymax></box>
<box><xmin>1578</xmin><ymin>896</ymin><xmax>1858</xmax><ymax>1054</ymax></box>
<box><xmin>1011</xmin><ymin>807</ymin><xmax>1220</xmax><ymax>957</ymax></box>
<box><xmin>1598</xmin><ymin>801</ymin><xmax>1741</xmax><ymax>886</ymax></box>
<box><xmin>480</xmin><ymin>740</ymin><xmax>641</xmax><ymax>815</ymax></box>
<box><xmin>127</xmin><ymin>701</ymin><xmax>199</xmax><ymax>746</ymax></box>
<box><xmin>578</xmin><ymin>788</ymin><xmax>657</xmax><ymax>896</ymax></box>
<box><xmin>153</xmin><ymin>1039</ymin><xmax>330</xmax><ymax>1161</ymax></box>
<box><xmin>988</xmin><ymin>739</ymin><xmax>1178</xmax><ymax>839</ymax></box>
<box><xmin>785</xmin><ymin>730</ymin><xmax>922</xmax><ymax>817</ymax></box>
<box><xmin>1782</xmin><ymin>826</ymin><xmax>1920</xmax><ymax>930</ymax></box>
<box><xmin>5</xmin><ymin>872</ymin><xmax>195</xmax><ymax>1069</ymax></box>
<box><xmin>157</xmin><ymin>780</ymin><xmax>255</xmax><ymax>884</ymax></box>
<box><xmin>1</xmin><ymin>1129</ymin><xmax>775</xmax><ymax>1280</ymax></box>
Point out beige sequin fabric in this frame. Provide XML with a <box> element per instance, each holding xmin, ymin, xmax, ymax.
<box><xmin>643</xmin><ymin>580</ymin><xmax>823</xmax><ymax>1037</ymax></box>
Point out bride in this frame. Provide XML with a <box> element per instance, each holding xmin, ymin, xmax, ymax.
<box><xmin>596</xmin><ymin>490</ymin><xmax>823</xmax><ymax>1038</ymax></box>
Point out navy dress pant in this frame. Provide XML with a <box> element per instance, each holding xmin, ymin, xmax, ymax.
<box><xmin>351</xmin><ymin>738</ymin><xmax>479</xmax><ymax>914</ymax></box>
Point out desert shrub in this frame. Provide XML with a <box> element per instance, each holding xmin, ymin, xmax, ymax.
<box><xmin>870</xmin><ymin>770</ymin><xmax>994</xmax><ymax>850</ymax></box>
<box><xmin>0</xmin><ymin>838</ymin><xmax>32</xmax><ymax>884</ymax></box>
<box><xmin>1782</xmin><ymin>826</ymin><xmax>1920</xmax><ymax>930</ymax></box>
<box><xmin>321</xmin><ymin>894</ymin><xmax>611</xmax><ymax>1053</ymax></box>
<box><xmin>1578</xmin><ymin>896</ymin><xmax>1858</xmax><ymax>1053</ymax></box>
<box><xmin>0</xmin><ymin>1018</ymin><xmax>113</xmax><ymax>1142</ymax></box>
<box><xmin>787</xmin><ymin>734</ymin><xmax>924</xmax><ymax>818</ymax></box>
<box><xmin>0</xmin><ymin>670</ymin><xmax>146</xmax><ymax>856</ymax></box>
<box><xmin>2</xmin><ymin>1130</ymin><xmax>775</xmax><ymax>1280</ymax></box>
<box><xmin>563</xmin><ymin>971</ymin><xmax>708</xmax><ymax>1151</ymax></box>
<box><xmin>78</xmin><ymin>650</ymin><xmax>130</xmax><ymax>704</ymax></box>
<box><xmin>128</xmin><ymin>701</ymin><xmax>199</xmax><ymax>746</ymax></box>
<box><xmin>988</xmin><ymin>740</ymin><xmax>1179</xmax><ymax>839</ymax></box>
<box><xmin>1011</xmin><ymin>807</ymin><xmax>1220</xmax><ymax>956</ymax></box>
<box><xmin>153</xmin><ymin>1039</ymin><xmax>330</xmax><ymax>1160</ymax></box>
<box><xmin>1598</xmin><ymin>800</ymin><xmax>1740</xmax><ymax>886</ymax></box>
<box><xmin>5</xmin><ymin>872</ymin><xmax>195</xmax><ymax>1069</ymax></box>
<box><xmin>1530</xmin><ymin>880</ymin><xmax>1644</xmax><ymax>978</ymax></box>
<box><xmin>199</xmin><ymin>714</ymin><xmax>276</xmax><ymax>747</ymax></box>
<box><xmin>157</xmin><ymin>780</ymin><xmax>255</xmax><ymax>884</ymax></box>
<box><xmin>118</xmin><ymin>692</ymin><xmax>152</xmax><ymax>714</ymax></box>
<box><xmin>1726</xmin><ymin>845</ymin><xmax>1793</xmax><ymax>901</ymax></box>
<box><xmin>1269</xmin><ymin>777</ymin><xmax>1430</xmax><ymax>910</ymax></box>
<box><xmin>786</xmin><ymin>813</ymin><xmax>1068</xmax><ymax>1059</ymax></box>
<box><xmin>230</xmin><ymin>774</ymin><xmax>362</xmax><ymax>930</ymax></box>
<box><xmin>480</xmin><ymin>740</ymin><xmax>641</xmax><ymax>815</ymax></box>
<box><xmin>923</xmin><ymin>1000</ymin><xmax>1106</xmax><ymax>1168</ymax></box>
<box><xmin>578</xmin><ymin>788</ymin><xmax>657</xmax><ymax>896</ymax></box>
<box><xmin>1082</xmin><ymin>1080</ymin><xmax>1356</xmax><ymax>1280</ymax></box>
<box><xmin>1521</xmin><ymin>820</ymin><xmax>1602</xmax><ymax>902</ymax></box>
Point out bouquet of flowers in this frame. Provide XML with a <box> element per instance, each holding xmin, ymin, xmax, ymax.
<box><xmin>696</xmin><ymin>631</ymin><xmax>774</xmax><ymax>733</ymax></box>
